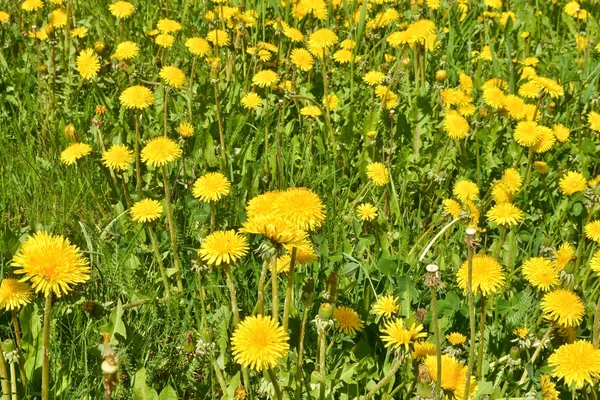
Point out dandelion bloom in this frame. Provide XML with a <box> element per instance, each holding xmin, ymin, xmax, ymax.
<box><xmin>519</xmin><ymin>81</ymin><xmax>540</xmax><ymax>98</ymax></box>
<box><xmin>585</xmin><ymin>220</ymin><xmax>600</xmax><ymax>243</ymax></box>
<box><xmin>589</xmin><ymin>111</ymin><xmax>600</xmax><ymax>132</ymax></box>
<box><xmin>22</xmin><ymin>0</ymin><xmax>44</xmax><ymax>12</ymax></box>
<box><xmin>541</xmin><ymin>289</ymin><xmax>584</xmax><ymax>327</ymax></box>
<box><xmin>198</xmin><ymin>230</ymin><xmax>249</xmax><ymax>266</ymax></box>
<box><xmin>548</xmin><ymin>340</ymin><xmax>600</xmax><ymax>388</ymax></box>
<box><xmin>109</xmin><ymin>1</ymin><xmax>134</xmax><ymax>19</ymax></box>
<box><xmin>290</xmin><ymin>48</ymin><xmax>314</xmax><ymax>71</ymax></box>
<box><xmin>206</xmin><ymin>29</ymin><xmax>230</xmax><ymax>46</ymax></box>
<box><xmin>245</xmin><ymin>191</ymin><xmax>281</xmax><ymax>219</ymax></box>
<box><xmin>553</xmin><ymin>124</ymin><xmax>570</xmax><ymax>142</ymax></box>
<box><xmin>300</xmin><ymin>105</ymin><xmax>322</xmax><ymax>117</ymax></box>
<box><xmin>231</xmin><ymin>315</ymin><xmax>289</xmax><ymax>371</ymax></box>
<box><xmin>60</xmin><ymin>143</ymin><xmax>92</xmax><ymax>165</ymax></box>
<box><xmin>540</xmin><ymin>375</ymin><xmax>559</xmax><ymax>400</ymax></box>
<box><xmin>308</xmin><ymin>28</ymin><xmax>338</xmax><ymax>53</ymax></box>
<box><xmin>443</xmin><ymin>199</ymin><xmax>462</xmax><ymax>219</ymax></box>
<box><xmin>446</xmin><ymin>332</ymin><xmax>467</xmax><ymax>346</ymax></box>
<box><xmin>357</xmin><ymin>203</ymin><xmax>378</xmax><ymax>221</ymax></box>
<box><xmin>412</xmin><ymin>341</ymin><xmax>436</xmax><ymax>360</ymax></box>
<box><xmin>363</xmin><ymin>71</ymin><xmax>386</xmax><ymax>86</ymax></box>
<box><xmin>130</xmin><ymin>199</ymin><xmax>163</xmax><ymax>223</ymax></box>
<box><xmin>112</xmin><ymin>41</ymin><xmax>139</xmax><ymax>60</ymax></box>
<box><xmin>252</xmin><ymin>70</ymin><xmax>279</xmax><ymax>88</ymax></box>
<box><xmin>333</xmin><ymin>49</ymin><xmax>353</xmax><ymax>64</ymax></box>
<box><xmin>381</xmin><ymin>319</ymin><xmax>426</xmax><ymax>350</ymax></box>
<box><xmin>502</xmin><ymin>95</ymin><xmax>526</xmax><ymax>120</ymax></box>
<box><xmin>241</xmin><ymin>92</ymin><xmax>262</xmax><ymax>109</ymax></box>
<box><xmin>366</xmin><ymin>162</ymin><xmax>390</xmax><ymax>186</ymax></box>
<box><xmin>486</xmin><ymin>202</ymin><xmax>524</xmax><ymax>227</ymax></box>
<box><xmin>554</xmin><ymin>243</ymin><xmax>575</xmax><ymax>270</ymax></box>
<box><xmin>70</xmin><ymin>26</ymin><xmax>88</xmax><ymax>38</ymax></box>
<box><xmin>102</xmin><ymin>144</ymin><xmax>133</xmax><ymax>171</ymax></box>
<box><xmin>0</xmin><ymin>279</ymin><xmax>33</xmax><ymax>311</ymax></box>
<box><xmin>532</xmin><ymin>125</ymin><xmax>556</xmax><ymax>153</ymax></box>
<box><xmin>483</xmin><ymin>86</ymin><xmax>506</xmax><ymax>109</ymax></box>
<box><xmin>12</xmin><ymin>232</ymin><xmax>90</xmax><ymax>297</ymax></box>
<box><xmin>141</xmin><ymin>137</ymin><xmax>182</xmax><ymax>167</ymax></box>
<box><xmin>176</xmin><ymin>122</ymin><xmax>194</xmax><ymax>138</ymax></box>
<box><xmin>558</xmin><ymin>171</ymin><xmax>586</xmax><ymax>195</ymax></box>
<box><xmin>276</xmin><ymin>245</ymin><xmax>318</xmax><ymax>273</ymax></box>
<box><xmin>333</xmin><ymin>306</ymin><xmax>364</xmax><ymax>335</ymax></box>
<box><xmin>272</xmin><ymin>187</ymin><xmax>326</xmax><ymax>231</ymax></box>
<box><xmin>192</xmin><ymin>172</ymin><xmax>231</xmax><ymax>203</ymax></box>
<box><xmin>50</xmin><ymin>9</ymin><xmax>67</xmax><ymax>27</ymax></box>
<box><xmin>159</xmin><ymin>66</ymin><xmax>186</xmax><ymax>89</ymax></box>
<box><xmin>156</xmin><ymin>18</ymin><xmax>181</xmax><ymax>33</ymax></box>
<box><xmin>590</xmin><ymin>250</ymin><xmax>600</xmax><ymax>275</ymax></box>
<box><xmin>535</xmin><ymin>77</ymin><xmax>564</xmax><ymax>98</ymax></box>
<box><xmin>457</xmin><ymin>254</ymin><xmax>505</xmax><ymax>296</ymax></box>
<box><xmin>322</xmin><ymin>94</ymin><xmax>338</xmax><ymax>110</ymax></box>
<box><xmin>155</xmin><ymin>33</ymin><xmax>175</xmax><ymax>48</ymax></box>
<box><xmin>0</xmin><ymin>12</ymin><xmax>9</xmax><ymax>23</ymax></box>
<box><xmin>521</xmin><ymin>257</ymin><xmax>559</xmax><ymax>291</ymax></box>
<box><xmin>283</xmin><ymin>27</ymin><xmax>304</xmax><ymax>42</ymax></box>
<box><xmin>120</xmin><ymin>85</ymin><xmax>155</xmax><ymax>109</ymax></box>
<box><xmin>185</xmin><ymin>37</ymin><xmax>211</xmax><ymax>57</ymax></box>
<box><xmin>513</xmin><ymin>121</ymin><xmax>541</xmax><ymax>147</ymax></box>
<box><xmin>534</xmin><ymin>161</ymin><xmax>549</xmax><ymax>174</ymax></box>
<box><xmin>443</xmin><ymin>111</ymin><xmax>469</xmax><ymax>139</ymax></box>
<box><xmin>424</xmin><ymin>355</ymin><xmax>477</xmax><ymax>400</ymax></box>
<box><xmin>76</xmin><ymin>49</ymin><xmax>100</xmax><ymax>80</ymax></box>
<box><xmin>453</xmin><ymin>180</ymin><xmax>478</xmax><ymax>202</ymax></box>
<box><xmin>372</xmin><ymin>295</ymin><xmax>398</xmax><ymax>318</ymax></box>
<box><xmin>241</xmin><ymin>214</ymin><xmax>308</xmax><ymax>247</ymax></box>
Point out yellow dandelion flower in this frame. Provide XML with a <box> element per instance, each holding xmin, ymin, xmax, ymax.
<box><xmin>381</xmin><ymin>319</ymin><xmax>426</xmax><ymax>350</ymax></box>
<box><xmin>501</xmin><ymin>168</ymin><xmax>522</xmax><ymax>193</ymax></box>
<box><xmin>70</xmin><ymin>26</ymin><xmax>88</xmax><ymax>38</ymax></box>
<box><xmin>457</xmin><ymin>254</ymin><xmax>505</xmax><ymax>296</ymax></box>
<box><xmin>366</xmin><ymin>162</ymin><xmax>390</xmax><ymax>186</ymax></box>
<box><xmin>446</xmin><ymin>332</ymin><xmax>467</xmax><ymax>346</ymax></box>
<box><xmin>301</xmin><ymin>105</ymin><xmax>322</xmax><ymax>118</ymax></box>
<box><xmin>548</xmin><ymin>340</ymin><xmax>600</xmax><ymax>388</ymax></box>
<box><xmin>513</xmin><ymin>327</ymin><xmax>530</xmax><ymax>339</ymax></box>
<box><xmin>412</xmin><ymin>341</ymin><xmax>436</xmax><ymax>360</ymax></box>
<box><xmin>50</xmin><ymin>8</ymin><xmax>67</xmax><ymax>28</ymax></box>
<box><xmin>22</xmin><ymin>0</ymin><xmax>44</xmax><ymax>12</ymax></box>
<box><xmin>12</xmin><ymin>231</ymin><xmax>90</xmax><ymax>298</ymax></box>
<box><xmin>231</xmin><ymin>315</ymin><xmax>289</xmax><ymax>371</ymax></box>
<box><xmin>535</xmin><ymin>77</ymin><xmax>564</xmax><ymax>98</ymax></box>
<box><xmin>554</xmin><ymin>243</ymin><xmax>575</xmax><ymax>271</ymax></box>
<box><xmin>443</xmin><ymin>199</ymin><xmax>463</xmax><ymax>219</ymax></box>
<box><xmin>503</xmin><ymin>95</ymin><xmax>526</xmax><ymax>120</ymax></box>
<box><xmin>588</xmin><ymin>111</ymin><xmax>600</xmax><ymax>132</ymax></box>
<box><xmin>541</xmin><ymin>289</ymin><xmax>584</xmax><ymax>327</ymax></box>
<box><xmin>112</xmin><ymin>41</ymin><xmax>139</xmax><ymax>61</ymax></box>
<box><xmin>156</xmin><ymin>18</ymin><xmax>181</xmax><ymax>33</ymax></box>
<box><xmin>119</xmin><ymin>85</ymin><xmax>155</xmax><ymax>109</ymax></box>
<box><xmin>453</xmin><ymin>180</ymin><xmax>479</xmax><ymax>202</ymax></box>
<box><xmin>130</xmin><ymin>199</ymin><xmax>163</xmax><ymax>223</ymax></box>
<box><xmin>372</xmin><ymin>295</ymin><xmax>398</xmax><ymax>318</ymax></box>
<box><xmin>333</xmin><ymin>49</ymin><xmax>353</xmax><ymax>64</ymax></box>
<box><xmin>185</xmin><ymin>37</ymin><xmax>211</xmax><ymax>57</ymax></box>
<box><xmin>176</xmin><ymin>122</ymin><xmax>194</xmax><ymax>138</ymax></box>
<box><xmin>0</xmin><ymin>279</ymin><xmax>33</xmax><ymax>311</ymax></box>
<box><xmin>155</xmin><ymin>33</ymin><xmax>174</xmax><ymax>48</ymax></box>
<box><xmin>443</xmin><ymin>111</ymin><xmax>469</xmax><ymax>139</ymax></box>
<box><xmin>513</xmin><ymin>121</ymin><xmax>541</xmax><ymax>147</ymax></box>
<box><xmin>192</xmin><ymin>172</ymin><xmax>231</xmax><ymax>203</ymax></box>
<box><xmin>241</xmin><ymin>214</ymin><xmax>308</xmax><ymax>247</ymax></box>
<box><xmin>532</xmin><ymin>125</ymin><xmax>556</xmax><ymax>153</ymax></box>
<box><xmin>590</xmin><ymin>250</ymin><xmax>600</xmax><ymax>275</ymax></box>
<box><xmin>290</xmin><ymin>48</ymin><xmax>314</xmax><ymax>71</ymax></box>
<box><xmin>540</xmin><ymin>374</ymin><xmax>559</xmax><ymax>400</ymax></box>
<box><xmin>159</xmin><ymin>65</ymin><xmax>186</xmax><ymax>89</ymax></box>
<box><xmin>424</xmin><ymin>355</ymin><xmax>477</xmax><ymax>400</ymax></box>
<box><xmin>363</xmin><ymin>71</ymin><xmax>386</xmax><ymax>86</ymax></box>
<box><xmin>553</xmin><ymin>124</ymin><xmax>570</xmax><ymax>143</ymax></box>
<box><xmin>246</xmin><ymin>191</ymin><xmax>281</xmax><ymax>219</ymax></box>
<box><xmin>252</xmin><ymin>70</ymin><xmax>279</xmax><ymax>88</ymax></box>
<box><xmin>559</xmin><ymin>171</ymin><xmax>586</xmax><ymax>196</ymax></box>
<box><xmin>0</xmin><ymin>12</ymin><xmax>10</xmax><ymax>23</ymax></box>
<box><xmin>272</xmin><ymin>187</ymin><xmax>326</xmax><ymax>231</ymax></box>
<box><xmin>357</xmin><ymin>203</ymin><xmax>378</xmax><ymax>221</ymax></box>
<box><xmin>109</xmin><ymin>1</ymin><xmax>134</xmax><ymax>19</ymax></box>
<box><xmin>519</xmin><ymin>81</ymin><xmax>541</xmax><ymax>99</ymax></box>
<box><xmin>486</xmin><ymin>202</ymin><xmax>524</xmax><ymax>227</ymax></box>
<box><xmin>241</xmin><ymin>92</ymin><xmax>262</xmax><ymax>109</ymax></box>
<box><xmin>323</xmin><ymin>94</ymin><xmax>338</xmax><ymax>110</ymax></box>
<box><xmin>141</xmin><ymin>137</ymin><xmax>182</xmax><ymax>168</ymax></box>
<box><xmin>308</xmin><ymin>28</ymin><xmax>338</xmax><ymax>53</ymax></box>
<box><xmin>534</xmin><ymin>161</ymin><xmax>549</xmax><ymax>174</ymax></box>
<box><xmin>198</xmin><ymin>230</ymin><xmax>248</xmax><ymax>266</ymax></box>
<box><xmin>521</xmin><ymin>257</ymin><xmax>559</xmax><ymax>292</ymax></box>
<box><xmin>60</xmin><ymin>143</ymin><xmax>92</xmax><ymax>165</ymax></box>
<box><xmin>102</xmin><ymin>144</ymin><xmax>133</xmax><ymax>171</ymax></box>
<box><xmin>76</xmin><ymin>49</ymin><xmax>100</xmax><ymax>80</ymax></box>
<box><xmin>483</xmin><ymin>86</ymin><xmax>506</xmax><ymax>109</ymax></box>
<box><xmin>585</xmin><ymin>220</ymin><xmax>600</xmax><ymax>243</ymax></box>
<box><xmin>333</xmin><ymin>305</ymin><xmax>364</xmax><ymax>335</ymax></box>
<box><xmin>206</xmin><ymin>29</ymin><xmax>230</xmax><ymax>47</ymax></box>
<box><xmin>283</xmin><ymin>27</ymin><xmax>304</xmax><ymax>42</ymax></box>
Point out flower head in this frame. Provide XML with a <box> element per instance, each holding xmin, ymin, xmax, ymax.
<box><xmin>381</xmin><ymin>318</ymin><xmax>426</xmax><ymax>350</ymax></box>
<box><xmin>372</xmin><ymin>295</ymin><xmax>398</xmax><ymax>318</ymax></box>
<box><xmin>131</xmin><ymin>199</ymin><xmax>163</xmax><ymax>223</ymax></box>
<box><xmin>271</xmin><ymin>187</ymin><xmax>326</xmax><ymax>231</ymax></box>
<box><xmin>541</xmin><ymin>289</ymin><xmax>584</xmax><ymax>327</ymax></box>
<box><xmin>521</xmin><ymin>257</ymin><xmax>559</xmax><ymax>291</ymax></box>
<box><xmin>513</xmin><ymin>121</ymin><xmax>541</xmax><ymax>147</ymax></box>
<box><xmin>548</xmin><ymin>340</ymin><xmax>600</xmax><ymax>388</ymax></box>
<box><xmin>308</xmin><ymin>28</ymin><xmax>338</xmax><ymax>53</ymax></box>
<box><xmin>424</xmin><ymin>355</ymin><xmax>477</xmax><ymax>400</ymax></box>
<box><xmin>366</xmin><ymin>162</ymin><xmax>390</xmax><ymax>186</ymax></box>
<box><xmin>102</xmin><ymin>144</ymin><xmax>133</xmax><ymax>171</ymax></box>
<box><xmin>357</xmin><ymin>203</ymin><xmax>378</xmax><ymax>221</ymax></box>
<box><xmin>584</xmin><ymin>220</ymin><xmax>600</xmax><ymax>243</ymax></box>
<box><xmin>112</xmin><ymin>41</ymin><xmax>139</xmax><ymax>61</ymax></box>
<box><xmin>109</xmin><ymin>1</ymin><xmax>134</xmax><ymax>19</ymax></box>
<box><xmin>176</xmin><ymin>122</ymin><xmax>194</xmax><ymax>138</ymax></box>
<box><xmin>246</xmin><ymin>191</ymin><xmax>281</xmax><ymax>219</ymax></box>
<box><xmin>443</xmin><ymin>199</ymin><xmax>463</xmax><ymax>219</ymax></box>
<box><xmin>141</xmin><ymin>137</ymin><xmax>182</xmax><ymax>167</ymax></box>
<box><xmin>559</xmin><ymin>171</ymin><xmax>587</xmax><ymax>196</ymax></box>
<box><xmin>589</xmin><ymin>111</ymin><xmax>600</xmax><ymax>132</ymax></box>
<box><xmin>120</xmin><ymin>85</ymin><xmax>155</xmax><ymax>109</ymax></box>
<box><xmin>444</xmin><ymin>111</ymin><xmax>469</xmax><ymax>139</ymax></box>
<box><xmin>241</xmin><ymin>215</ymin><xmax>307</xmax><ymax>247</ymax></box>
<box><xmin>22</xmin><ymin>0</ymin><xmax>44</xmax><ymax>12</ymax></box>
<box><xmin>206</xmin><ymin>29</ymin><xmax>230</xmax><ymax>46</ymax></box>
<box><xmin>252</xmin><ymin>70</ymin><xmax>279</xmax><ymax>88</ymax></box>
<box><xmin>446</xmin><ymin>332</ymin><xmax>467</xmax><ymax>346</ymax></box>
<box><xmin>540</xmin><ymin>374</ymin><xmax>559</xmax><ymax>400</ymax></box>
<box><xmin>185</xmin><ymin>37</ymin><xmax>211</xmax><ymax>57</ymax></box>
<box><xmin>76</xmin><ymin>49</ymin><xmax>100</xmax><ymax>80</ymax></box>
<box><xmin>553</xmin><ymin>124</ymin><xmax>570</xmax><ymax>143</ymax></box>
<box><xmin>155</xmin><ymin>33</ymin><xmax>174</xmax><ymax>48</ymax></box>
<box><xmin>192</xmin><ymin>172</ymin><xmax>231</xmax><ymax>203</ymax></box>
<box><xmin>242</xmin><ymin>92</ymin><xmax>262</xmax><ymax>109</ymax></box>
<box><xmin>12</xmin><ymin>232</ymin><xmax>90</xmax><ymax>297</ymax></box>
<box><xmin>412</xmin><ymin>341</ymin><xmax>436</xmax><ymax>360</ymax></box>
<box><xmin>300</xmin><ymin>106</ymin><xmax>322</xmax><ymax>117</ymax></box>
<box><xmin>554</xmin><ymin>243</ymin><xmax>575</xmax><ymax>270</ymax></box>
<box><xmin>290</xmin><ymin>48</ymin><xmax>314</xmax><ymax>71</ymax></box>
<box><xmin>156</xmin><ymin>18</ymin><xmax>181</xmax><ymax>33</ymax></box>
<box><xmin>159</xmin><ymin>66</ymin><xmax>186</xmax><ymax>89</ymax></box>
<box><xmin>198</xmin><ymin>230</ymin><xmax>249</xmax><ymax>266</ymax></box>
<box><xmin>60</xmin><ymin>143</ymin><xmax>92</xmax><ymax>165</ymax></box>
<box><xmin>486</xmin><ymin>202</ymin><xmax>524</xmax><ymax>227</ymax></box>
<box><xmin>457</xmin><ymin>254</ymin><xmax>505</xmax><ymax>296</ymax></box>
<box><xmin>0</xmin><ymin>279</ymin><xmax>33</xmax><ymax>311</ymax></box>
<box><xmin>453</xmin><ymin>180</ymin><xmax>479</xmax><ymax>202</ymax></box>
<box><xmin>231</xmin><ymin>315</ymin><xmax>290</xmax><ymax>371</ymax></box>
<box><xmin>363</xmin><ymin>71</ymin><xmax>386</xmax><ymax>86</ymax></box>
<box><xmin>333</xmin><ymin>305</ymin><xmax>364</xmax><ymax>335</ymax></box>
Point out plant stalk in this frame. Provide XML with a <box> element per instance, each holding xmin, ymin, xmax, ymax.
<box><xmin>282</xmin><ymin>247</ymin><xmax>297</xmax><ymax>331</ymax></box>
<box><xmin>148</xmin><ymin>225</ymin><xmax>171</xmax><ymax>298</ymax></box>
<box><xmin>42</xmin><ymin>294</ymin><xmax>52</xmax><ymax>400</ymax></box>
<box><xmin>161</xmin><ymin>165</ymin><xmax>184</xmax><ymax>292</ymax></box>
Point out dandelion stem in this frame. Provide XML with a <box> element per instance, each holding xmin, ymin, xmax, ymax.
<box><xmin>148</xmin><ymin>225</ymin><xmax>171</xmax><ymax>298</ymax></box>
<box><xmin>41</xmin><ymin>294</ymin><xmax>52</xmax><ymax>400</ymax></box>
<box><xmin>213</xmin><ymin>81</ymin><xmax>227</xmax><ymax>171</ymax></box>
<box><xmin>135</xmin><ymin>111</ymin><xmax>142</xmax><ymax>193</ymax></box>
<box><xmin>519</xmin><ymin>326</ymin><xmax>553</xmax><ymax>385</ymax></box>
<box><xmin>0</xmin><ymin>337</ymin><xmax>10</xmax><ymax>400</ymax></box>
<box><xmin>120</xmin><ymin>172</ymin><xmax>133</xmax><ymax>209</ymax></box>
<box><xmin>593</xmin><ymin>295</ymin><xmax>600</xmax><ymax>346</ymax></box>
<box><xmin>318</xmin><ymin>327</ymin><xmax>327</xmax><ymax>400</ymax></box>
<box><xmin>465</xmin><ymin>242</ymin><xmax>476</xmax><ymax>398</ymax></box>
<box><xmin>223</xmin><ymin>265</ymin><xmax>240</xmax><ymax>326</ymax></box>
<box><xmin>161</xmin><ymin>165</ymin><xmax>184</xmax><ymax>292</ymax></box>
<box><xmin>282</xmin><ymin>247</ymin><xmax>297</xmax><ymax>331</ymax></box>
<box><xmin>477</xmin><ymin>296</ymin><xmax>486</xmax><ymax>379</ymax></box>
<box><xmin>431</xmin><ymin>285</ymin><xmax>442</xmax><ymax>400</ymax></box>
<box><xmin>267</xmin><ymin>368</ymin><xmax>282</xmax><ymax>400</ymax></box>
<box><xmin>210</xmin><ymin>357</ymin><xmax>227</xmax><ymax>395</ymax></box>
<box><xmin>256</xmin><ymin>259</ymin><xmax>269</xmax><ymax>315</ymax></box>
<box><xmin>10</xmin><ymin>312</ymin><xmax>26</xmax><ymax>394</ymax></box>
<box><xmin>295</xmin><ymin>302</ymin><xmax>311</xmax><ymax>400</ymax></box>
<box><xmin>188</xmin><ymin>57</ymin><xmax>197</xmax><ymax>120</ymax></box>
<box><xmin>78</xmin><ymin>160</ymin><xmax>107</xmax><ymax>219</ymax></box>
<box><xmin>364</xmin><ymin>354</ymin><xmax>402</xmax><ymax>400</ymax></box>
<box><xmin>163</xmin><ymin>86</ymin><xmax>169</xmax><ymax>137</ymax></box>
<box><xmin>210</xmin><ymin>202</ymin><xmax>216</xmax><ymax>233</ymax></box>
<box><xmin>272</xmin><ymin>254</ymin><xmax>279</xmax><ymax>323</ymax></box>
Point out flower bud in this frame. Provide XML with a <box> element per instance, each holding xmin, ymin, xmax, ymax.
<box><xmin>435</xmin><ymin>69</ymin><xmax>447</xmax><ymax>82</ymax></box>
<box><xmin>319</xmin><ymin>303</ymin><xmax>333</xmax><ymax>321</ymax></box>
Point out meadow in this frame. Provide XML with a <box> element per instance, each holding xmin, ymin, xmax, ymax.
<box><xmin>1</xmin><ymin>0</ymin><xmax>600</xmax><ymax>398</ymax></box>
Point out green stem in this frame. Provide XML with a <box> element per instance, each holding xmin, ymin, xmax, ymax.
<box><xmin>364</xmin><ymin>355</ymin><xmax>403</xmax><ymax>400</ymax></box>
<box><xmin>120</xmin><ymin>172</ymin><xmax>133</xmax><ymax>209</ymax></box>
<box><xmin>295</xmin><ymin>304</ymin><xmax>311</xmax><ymax>400</ymax></box>
<box><xmin>224</xmin><ymin>265</ymin><xmax>240</xmax><ymax>326</ymax></box>
<box><xmin>465</xmin><ymin>245</ymin><xmax>476</xmax><ymax>397</ymax></box>
<box><xmin>135</xmin><ymin>111</ymin><xmax>142</xmax><ymax>193</ymax></box>
<box><xmin>41</xmin><ymin>294</ymin><xmax>52</xmax><ymax>400</ymax></box>
<box><xmin>593</xmin><ymin>295</ymin><xmax>600</xmax><ymax>346</ymax></box>
<box><xmin>161</xmin><ymin>165</ymin><xmax>184</xmax><ymax>292</ymax></box>
<box><xmin>210</xmin><ymin>202</ymin><xmax>216</xmax><ymax>233</ymax></box>
<box><xmin>256</xmin><ymin>259</ymin><xmax>269</xmax><ymax>315</ymax></box>
<box><xmin>519</xmin><ymin>326</ymin><xmax>553</xmax><ymax>385</ymax></box>
<box><xmin>272</xmin><ymin>254</ymin><xmax>279</xmax><ymax>322</ymax></box>
<box><xmin>0</xmin><ymin>338</ymin><xmax>10</xmax><ymax>400</ymax></box>
<box><xmin>163</xmin><ymin>86</ymin><xmax>169</xmax><ymax>137</ymax></box>
<box><xmin>318</xmin><ymin>327</ymin><xmax>327</xmax><ymax>400</ymax></box>
<box><xmin>11</xmin><ymin>312</ymin><xmax>27</xmax><ymax>394</ymax></box>
<box><xmin>213</xmin><ymin>82</ymin><xmax>227</xmax><ymax>170</ymax></box>
<box><xmin>282</xmin><ymin>247</ymin><xmax>297</xmax><ymax>331</ymax></box>
<box><xmin>431</xmin><ymin>286</ymin><xmax>441</xmax><ymax>400</ymax></box>
<box><xmin>148</xmin><ymin>225</ymin><xmax>171</xmax><ymax>298</ymax></box>
<box><xmin>210</xmin><ymin>356</ymin><xmax>227</xmax><ymax>395</ymax></box>
<box><xmin>9</xmin><ymin>362</ymin><xmax>15</xmax><ymax>400</ymax></box>
<box><xmin>477</xmin><ymin>296</ymin><xmax>486</xmax><ymax>379</ymax></box>
<box><xmin>188</xmin><ymin>57</ymin><xmax>196</xmax><ymax>120</ymax></box>
<box><xmin>267</xmin><ymin>368</ymin><xmax>282</xmax><ymax>400</ymax></box>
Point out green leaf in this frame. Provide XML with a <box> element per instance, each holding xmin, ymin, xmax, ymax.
<box><xmin>158</xmin><ymin>384</ymin><xmax>178</xmax><ymax>400</ymax></box>
<box><xmin>100</xmin><ymin>300</ymin><xmax>127</xmax><ymax>344</ymax></box>
<box><xmin>133</xmin><ymin>368</ymin><xmax>159</xmax><ymax>400</ymax></box>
